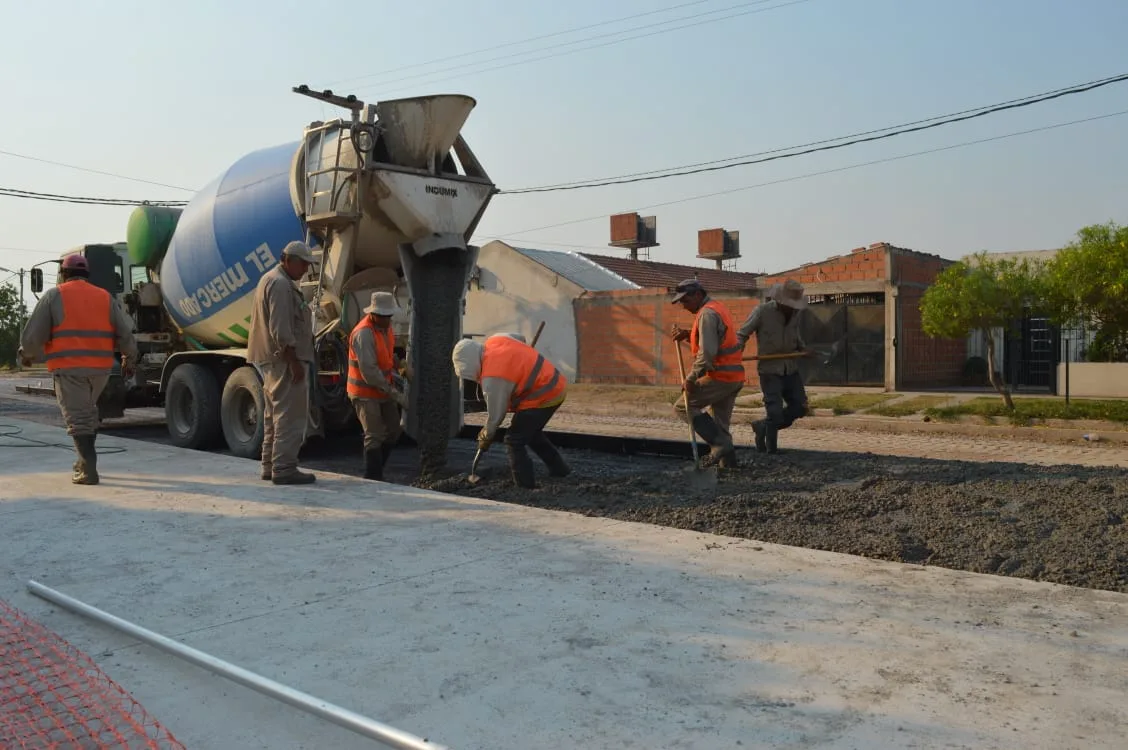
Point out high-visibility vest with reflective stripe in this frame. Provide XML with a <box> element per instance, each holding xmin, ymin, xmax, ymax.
<box><xmin>480</xmin><ymin>335</ymin><xmax>567</xmax><ymax>412</ymax></box>
<box><xmin>44</xmin><ymin>279</ymin><xmax>116</xmax><ymax>372</ymax></box>
<box><xmin>346</xmin><ymin>316</ymin><xmax>396</xmax><ymax>400</ymax></box>
<box><xmin>690</xmin><ymin>300</ymin><xmax>746</xmax><ymax>383</ymax></box>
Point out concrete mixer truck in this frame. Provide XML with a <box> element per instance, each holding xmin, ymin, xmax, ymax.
<box><xmin>31</xmin><ymin>87</ymin><xmax>496</xmax><ymax>475</ymax></box>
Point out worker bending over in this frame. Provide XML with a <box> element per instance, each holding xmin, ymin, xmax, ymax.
<box><xmin>19</xmin><ymin>253</ymin><xmax>138</xmax><ymax>484</ymax></box>
<box><xmin>347</xmin><ymin>291</ymin><xmax>408</xmax><ymax>480</ymax></box>
<box><xmin>736</xmin><ymin>278</ymin><xmax>813</xmax><ymax>453</ymax></box>
<box><xmin>451</xmin><ymin>334</ymin><xmax>570</xmax><ymax>489</ymax></box>
<box><xmin>246</xmin><ymin>241</ymin><xmax>318</xmax><ymax>485</ymax></box>
<box><xmin>669</xmin><ymin>279</ymin><xmax>746</xmax><ymax>468</ymax></box>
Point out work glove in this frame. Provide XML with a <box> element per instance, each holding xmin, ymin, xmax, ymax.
<box><xmin>476</xmin><ymin>428</ymin><xmax>494</xmax><ymax>452</ymax></box>
<box><xmin>18</xmin><ymin>348</ymin><xmax>32</xmax><ymax>368</ymax></box>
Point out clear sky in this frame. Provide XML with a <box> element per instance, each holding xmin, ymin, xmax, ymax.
<box><xmin>2</xmin><ymin>0</ymin><xmax>1126</xmax><ymax>295</ymax></box>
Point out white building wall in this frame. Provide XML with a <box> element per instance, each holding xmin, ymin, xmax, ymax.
<box><xmin>464</xmin><ymin>242</ymin><xmax>583</xmax><ymax>381</ymax></box>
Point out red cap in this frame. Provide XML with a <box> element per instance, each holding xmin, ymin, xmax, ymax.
<box><xmin>61</xmin><ymin>254</ymin><xmax>88</xmax><ymax>271</ymax></box>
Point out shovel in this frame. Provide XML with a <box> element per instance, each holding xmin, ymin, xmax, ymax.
<box><xmin>466</xmin><ymin>320</ymin><xmax>547</xmax><ymax>486</ymax></box>
<box><xmin>675</xmin><ymin>341</ymin><xmax>718</xmax><ymax>492</ymax></box>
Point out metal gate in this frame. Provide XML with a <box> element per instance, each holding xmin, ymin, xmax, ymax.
<box><xmin>800</xmin><ymin>294</ymin><xmax>886</xmax><ymax>386</ymax></box>
<box><xmin>1004</xmin><ymin>315</ymin><xmax>1056</xmax><ymax>392</ymax></box>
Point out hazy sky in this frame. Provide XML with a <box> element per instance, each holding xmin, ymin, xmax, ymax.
<box><xmin>2</xmin><ymin>0</ymin><xmax>1126</xmax><ymax>294</ymax></box>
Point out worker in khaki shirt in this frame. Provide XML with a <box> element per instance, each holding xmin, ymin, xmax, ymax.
<box><xmin>18</xmin><ymin>253</ymin><xmax>138</xmax><ymax>485</ymax></box>
<box><xmin>736</xmin><ymin>278</ymin><xmax>815</xmax><ymax>454</ymax></box>
<box><xmin>669</xmin><ymin>279</ymin><xmax>745</xmax><ymax>469</ymax></box>
<box><xmin>246</xmin><ymin>241</ymin><xmax>317</xmax><ymax>485</ymax></box>
<box><xmin>452</xmin><ymin>334</ymin><xmax>570</xmax><ymax>489</ymax></box>
<box><xmin>347</xmin><ymin>291</ymin><xmax>408</xmax><ymax>481</ymax></box>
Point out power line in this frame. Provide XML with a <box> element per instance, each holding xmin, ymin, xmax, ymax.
<box><xmin>500</xmin><ymin>72</ymin><xmax>1128</xmax><ymax>194</ymax></box>
<box><xmin>355</xmin><ymin>0</ymin><xmax>811</xmax><ymax>96</ymax></box>
<box><xmin>482</xmin><ymin>109</ymin><xmax>1128</xmax><ymax>240</ymax></box>
<box><xmin>0</xmin><ymin>149</ymin><xmax>194</xmax><ymax>191</ymax></box>
<box><xmin>0</xmin><ymin>188</ymin><xmax>186</xmax><ymax>207</ymax></box>
<box><xmin>328</xmin><ymin>0</ymin><xmax>715</xmax><ymax>86</ymax></box>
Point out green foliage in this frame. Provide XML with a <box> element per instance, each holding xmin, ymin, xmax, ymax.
<box><xmin>0</xmin><ymin>282</ymin><xmax>28</xmax><ymax>367</ymax></box>
<box><xmin>807</xmin><ymin>393</ymin><xmax>895</xmax><ymax>415</ymax></box>
<box><xmin>1043</xmin><ymin>221</ymin><xmax>1128</xmax><ymax>362</ymax></box>
<box><xmin>925</xmin><ymin>396</ymin><xmax>1128</xmax><ymax>425</ymax></box>
<box><xmin>920</xmin><ymin>253</ymin><xmax>1046</xmax><ymax>339</ymax></box>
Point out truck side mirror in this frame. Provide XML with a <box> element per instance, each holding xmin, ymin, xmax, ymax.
<box><xmin>30</xmin><ymin>268</ymin><xmax>43</xmax><ymax>293</ymax></box>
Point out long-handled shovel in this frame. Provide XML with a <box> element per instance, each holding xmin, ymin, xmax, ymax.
<box><xmin>675</xmin><ymin>341</ymin><xmax>718</xmax><ymax>492</ymax></box>
<box><xmin>467</xmin><ymin>322</ymin><xmax>547</xmax><ymax>486</ymax></box>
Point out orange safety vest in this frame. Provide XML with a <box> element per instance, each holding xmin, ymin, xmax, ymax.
<box><xmin>480</xmin><ymin>335</ymin><xmax>567</xmax><ymax>412</ymax></box>
<box><xmin>690</xmin><ymin>300</ymin><xmax>746</xmax><ymax>383</ymax></box>
<box><xmin>44</xmin><ymin>279</ymin><xmax>116</xmax><ymax>372</ymax></box>
<box><xmin>346</xmin><ymin>316</ymin><xmax>396</xmax><ymax>400</ymax></box>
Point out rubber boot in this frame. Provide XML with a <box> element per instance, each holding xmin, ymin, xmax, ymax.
<box><xmin>72</xmin><ymin>434</ymin><xmax>98</xmax><ymax>485</ymax></box>
<box><xmin>507</xmin><ymin>445</ymin><xmax>537</xmax><ymax>489</ymax></box>
<box><xmin>752</xmin><ymin>420</ymin><xmax>767</xmax><ymax>453</ymax></box>
<box><xmin>764</xmin><ymin>424</ymin><xmax>780</xmax><ymax>454</ymax></box>
<box><xmin>380</xmin><ymin>442</ymin><xmax>394</xmax><ymax>470</ymax></box>
<box><xmin>363</xmin><ymin>449</ymin><xmax>383</xmax><ymax>480</ymax></box>
<box><xmin>691</xmin><ymin>414</ymin><xmax>735</xmax><ymax>468</ymax></box>
<box><xmin>530</xmin><ymin>441</ymin><xmax>571</xmax><ymax>478</ymax></box>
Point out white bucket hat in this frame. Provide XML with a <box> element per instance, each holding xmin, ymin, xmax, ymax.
<box><xmin>363</xmin><ymin>291</ymin><xmax>398</xmax><ymax>316</ymax></box>
<box><xmin>771</xmin><ymin>278</ymin><xmax>807</xmax><ymax>309</ymax></box>
<box><xmin>281</xmin><ymin>240</ymin><xmax>317</xmax><ymax>264</ymax></box>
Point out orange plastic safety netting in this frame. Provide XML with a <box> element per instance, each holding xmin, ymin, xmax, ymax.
<box><xmin>0</xmin><ymin>598</ymin><xmax>186</xmax><ymax>749</ymax></box>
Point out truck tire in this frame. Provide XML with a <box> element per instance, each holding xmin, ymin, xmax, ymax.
<box><xmin>221</xmin><ymin>366</ymin><xmax>264</xmax><ymax>459</ymax></box>
<box><xmin>165</xmin><ymin>363</ymin><xmax>222</xmax><ymax>450</ymax></box>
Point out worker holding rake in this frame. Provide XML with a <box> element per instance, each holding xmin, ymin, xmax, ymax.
<box><xmin>669</xmin><ymin>278</ymin><xmax>746</xmax><ymax>469</ymax></box>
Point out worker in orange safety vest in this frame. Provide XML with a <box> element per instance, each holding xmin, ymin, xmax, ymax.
<box><xmin>19</xmin><ymin>253</ymin><xmax>138</xmax><ymax>484</ymax></box>
<box><xmin>346</xmin><ymin>291</ymin><xmax>408</xmax><ymax>480</ymax></box>
<box><xmin>452</xmin><ymin>333</ymin><xmax>570</xmax><ymax>489</ymax></box>
<box><xmin>669</xmin><ymin>278</ymin><xmax>746</xmax><ymax>468</ymax></box>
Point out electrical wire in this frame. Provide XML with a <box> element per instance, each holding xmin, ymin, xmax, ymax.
<box><xmin>0</xmin><ymin>149</ymin><xmax>194</xmax><ymax>192</ymax></box>
<box><xmin>353</xmin><ymin>0</ymin><xmax>803</xmax><ymax>95</ymax></box>
<box><xmin>0</xmin><ymin>423</ymin><xmax>126</xmax><ymax>454</ymax></box>
<box><xmin>500</xmin><ymin>72</ymin><xmax>1128</xmax><ymax>193</ymax></box>
<box><xmin>483</xmin><ymin>109</ymin><xmax>1128</xmax><ymax>240</ymax></box>
<box><xmin>0</xmin><ymin>188</ymin><xmax>187</xmax><ymax>207</ymax></box>
<box><xmin>327</xmin><ymin>0</ymin><xmax>716</xmax><ymax>86</ymax></box>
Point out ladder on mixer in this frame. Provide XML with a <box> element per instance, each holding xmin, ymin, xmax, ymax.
<box><xmin>299</xmin><ymin>121</ymin><xmax>363</xmax><ymax>307</ymax></box>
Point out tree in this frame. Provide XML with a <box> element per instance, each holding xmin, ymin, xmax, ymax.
<box><xmin>920</xmin><ymin>253</ymin><xmax>1046</xmax><ymax>410</ymax></box>
<box><xmin>1042</xmin><ymin>221</ymin><xmax>1128</xmax><ymax>362</ymax></box>
<box><xmin>0</xmin><ymin>282</ymin><xmax>28</xmax><ymax>368</ymax></box>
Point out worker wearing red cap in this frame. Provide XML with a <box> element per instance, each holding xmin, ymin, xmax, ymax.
<box><xmin>669</xmin><ymin>278</ymin><xmax>745</xmax><ymax>468</ymax></box>
<box><xmin>18</xmin><ymin>253</ymin><xmax>138</xmax><ymax>485</ymax></box>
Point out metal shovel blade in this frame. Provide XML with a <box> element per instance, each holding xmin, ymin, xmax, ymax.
<box><xmin>684</xmin><ymin>461</ymin><xmax>718</xmax><ymax>492</ymax></box>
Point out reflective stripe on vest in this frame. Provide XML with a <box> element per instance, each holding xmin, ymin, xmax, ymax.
<box><xmin>44</xmin><ymin>279</ymin><xmax>115</xmax><ymax>372</ymax></box>
<box><xmin>689</xmin><ymin>300</ymin><xmax>746</xmax><ymax>383</ymax></box>
<box><xmin>479</xmin><ymin>335</ymin><xmax>568</xmax><ymax>412</ymax></box>
<box><xmin>346</xmin><ymin>317</ymin><xmax>395</xmax><ymax>400</ymax></box>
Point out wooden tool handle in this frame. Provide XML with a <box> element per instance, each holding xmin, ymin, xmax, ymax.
<box><xmin>530</xmin><ymin>320</ymin><xmax>546</xmax><ymax>348</ymax></box>
<box><xmin>742</xmin><ymin>351</ymin><xmax>809</xmax><ymax>362</ymax></box>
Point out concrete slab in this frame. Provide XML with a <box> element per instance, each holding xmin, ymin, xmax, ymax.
<box><xmin>1</xmin><ymin>417</ymin><xmax>1126</xmax><ymax>750</ymax></box>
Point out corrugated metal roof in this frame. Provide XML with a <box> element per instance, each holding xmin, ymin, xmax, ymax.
<box><xmin>512</xmin><ymin>246</ymin><xmax>641</xmax><ymax>291</ymax></box>
<box><xmin>579</xmin><ymin>252</ymin><xmax>762</xmax><ymax>291</ymax></box>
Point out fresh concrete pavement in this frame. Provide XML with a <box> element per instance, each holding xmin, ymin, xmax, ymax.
<box><xmin>2</xmin><ymin>417</ymin><xmax>1126</xmax><ymax>750</ymax></box>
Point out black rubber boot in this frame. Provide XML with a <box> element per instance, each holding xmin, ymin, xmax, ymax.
<box><xmin>380</xmin><ymin>442</ymin><xmax>394</xmax><ymax>470</ymax></box>
<box><xmin>691</xmin><ymin>414</ymin><xmax>735</xmax><ymax>468</ymax></box>
<box><xmin>507</xmin><ymin>445</ymin><xmax>537</xmax><ymax>489</ymax></box>
<box><xmin>272</xmin><ymin>469</ymin><xmax>316</xmax><ymax>485</ymax></box>
<box><xmin>72</xmin><ymin>434</ymin><xmax>98</xmax><ymax>485</ymax></box>
<box><xmin>363</xmin><ymin>449</ymin><xmax>383</xmax><ymax>480</ymax></box>
<box><xmin>764</xmin><ymin>424</ymin><xmax>779</xmax><ymax>454</ymax></box>
<box><xmin>752</xmin><ymin>420</ymin><xmax>767</xmax><ymax>453</ymax></box>
<box><xmin>530</xmin><ymin>441</ymin><xmax>571</xmax><ymax>478</ymax></box>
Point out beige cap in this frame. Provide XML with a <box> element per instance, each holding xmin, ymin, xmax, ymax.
<box><xmin>281</xmin><ymin>240</ymin><xmax>317</xmax><ymax>264</ymax></box>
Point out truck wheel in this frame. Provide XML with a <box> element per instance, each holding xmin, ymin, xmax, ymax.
<box><xmin>165</xmin><ymin>363</ymin><xmax>222</xmax><ymax>450</ymax></box>
<box><xmin>221</xmin><ymin>366</ymin><xmax>264</xmax><ymax>459</ymax></box>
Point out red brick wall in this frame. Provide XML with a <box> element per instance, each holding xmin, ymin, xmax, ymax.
<box><xmin>759</xmin><ymin>244</ymin><xmax>888</xmax><ymax>286</ymax></box>
<box><xmin>891</xmin><ymin>250</ymin><xmax>967</xmax><ymax>388</ymax></box>
<box><xmin>575</xmin><ymin>290</ymin><xmax>763</xmax><ymax>387</ymax></box>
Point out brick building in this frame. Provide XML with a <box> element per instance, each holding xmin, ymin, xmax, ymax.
<box><xmin>574</xmin><ymin>242</ymin><xmax>966</xmax><ymax>391</ymax></box>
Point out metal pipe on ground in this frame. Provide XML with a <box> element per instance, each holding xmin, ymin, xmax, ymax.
<box><xmin>26</xmin><ymin>580</ymin><xmax>452</xmax><ymax>750</ymax></box>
